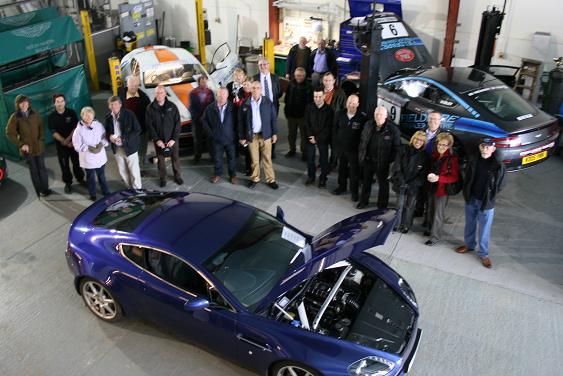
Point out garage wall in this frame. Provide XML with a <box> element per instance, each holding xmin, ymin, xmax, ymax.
<box><xmin>153</xmin><ymin>0</ymin><xmax>269</xmax><ymax>60</ymax></box>
<box><xmin>455</xmin><ymin>0</ymin><xmax>563</xmax><ymax>71</ymax></box>
<box><xmin>150</xmin><ymin>0</ymin><xmax>561</xmax><ymax>71</ymax></box>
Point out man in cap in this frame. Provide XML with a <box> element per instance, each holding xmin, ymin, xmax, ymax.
<box><xmin>455</xmin><ymin>138</ymin><xmax>506</xmax><ymax>268</ymax></box>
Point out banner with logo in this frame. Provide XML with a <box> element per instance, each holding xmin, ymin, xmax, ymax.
<box><xmin>0</xmin><ymin>6</ymin><xmax>59</xmax><ymax>33</ymax></box>
<box><xmin>0</xmin><ymin>65</ymin><xmax>91</xmax><ymax>160</ymax></box>
<box><xmin>0</xmin><ymin>16</ymin><xmax>82</xmax><ymax>66</ymax></box>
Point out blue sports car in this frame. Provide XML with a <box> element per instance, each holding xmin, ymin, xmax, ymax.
<box><xmin>66</xmin><ymin>190</ymin><xmax>422</xmax><ymax>376</ymax></box>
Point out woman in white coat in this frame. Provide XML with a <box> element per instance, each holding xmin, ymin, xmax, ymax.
<box><xmin>72</xmin><ymin>107</ymin><xmax>110</xmax><ymax>201</ymax></box>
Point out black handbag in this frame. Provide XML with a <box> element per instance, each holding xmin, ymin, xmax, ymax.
<box><xmin>444</xmin><ymin>157</ymin><xmax>463</xmax><ymax>196</ymax></box>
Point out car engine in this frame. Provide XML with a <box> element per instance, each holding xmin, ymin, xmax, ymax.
<box><xmin>268</xmin><ymin>261</ymin><xmax>416</xmax><ymax>354</ymax></box>
<box><xmin>269</xmin><ymin>262</ymin><xmax>374</xmax><ymax>339</ymax></box>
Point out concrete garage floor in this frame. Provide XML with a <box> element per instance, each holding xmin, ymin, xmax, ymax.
<box><xmin>0</xmin><ymin>96</ymin><xmax>562</xmax><ymax>375</ymax></box>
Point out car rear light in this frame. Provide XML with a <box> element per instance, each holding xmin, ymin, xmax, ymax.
<box><xmin>0</xmin><ymin>168</ymin><xmax>4</xmax><ymax>180</ymax></box>
<box><xmin>548</xmin><ymin>121</ymin><xmax>560</xmax><ymax>137</ymax></box>
<box><xmin>492</xmin><ymin>136</ymin><xmax>521</xmax><ymax>148</ymax></box>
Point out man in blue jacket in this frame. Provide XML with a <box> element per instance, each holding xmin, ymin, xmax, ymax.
<box><xmin>105</xmin><ymin>96</ymin><xmax>142</xmax><ymax>189</ymax></box>
<box><xmin>239</xmin><ymin>80</ymin><xmax>279</xmax><ymax>190</ymax></box>
<box><xmin>203</xmin><ymin>87</ymin><xmax>237</xmax><ymax>184</ymax></box>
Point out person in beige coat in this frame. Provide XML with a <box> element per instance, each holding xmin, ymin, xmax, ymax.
<box><xmin>5</xmin><ymin>94</ymin><xmax>51</xmax><ymax>197</ymax></box>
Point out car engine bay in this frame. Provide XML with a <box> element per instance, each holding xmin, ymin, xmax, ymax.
<box><xmin>268</xmin><ymin>261</ymin><xmax>416</xmax><ymax>354</ymax></box>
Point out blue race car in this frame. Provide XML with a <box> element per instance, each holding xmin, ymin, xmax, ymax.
<box><xmin>66</xmin><ymin>190</ymin><xmax>422</xmax><ymax>376</ymax></box>
<box><xmin>378</xmin><ymin>67</ymin><xmax>560</xmax><ymax>171</ymax></box>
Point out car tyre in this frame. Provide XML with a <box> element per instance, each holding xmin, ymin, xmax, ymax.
<box><xmin>80</xmin><ymin>278</ymin><xmax>123</xmax><ymax>322</ymax></box>
<box><xmin>271</xmin><ymin>361</ymin><xmax>321</xmax><ymax>376</ymax></box>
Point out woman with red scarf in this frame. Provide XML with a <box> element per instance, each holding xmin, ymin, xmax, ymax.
<box><xmin>425</xmin><ymin>132</ymin><xmax>459</xmax><ymax>246</ymax></box>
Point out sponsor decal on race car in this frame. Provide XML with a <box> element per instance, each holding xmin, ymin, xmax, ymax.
<box><xmin>394</xmin><ymin>48</ymin><xmax>415</xmax><ymax>62</ymax></box>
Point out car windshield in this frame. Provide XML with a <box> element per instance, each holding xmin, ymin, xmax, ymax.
<box><xmin>469</xmin><ymin>87</ymin><xmax>537</xmax><ymax>121</ymax></box>
<box><xmin>93</xmin><ymin>193</ymin><xmax>176</xmax><ymax>232</ymax></box>
<box><xmin>203</xmin><ymin>210</ymin><xmax>306</xmax><ymax>311</ymax></box>
<box><xmin>143</xmin><ymin>62</ymin><xmax>204</xmax><ymax>88</ymax></box>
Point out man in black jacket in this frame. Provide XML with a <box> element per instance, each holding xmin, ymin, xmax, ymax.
<box><xmin>284</xmin><ymin>67</ymin><xmax>312</xmax><ymax>159</ymax></box>
<box><xmin>146</xmin><ymin>85</ymin><xmax>183</xmax><ymax>187</ymax></box>
<box><xmin>239</xmin><ymin>80</ymin><xmax>279</xmax><ymax>190</ymax></box>
<box><xmin>118</xmin><ymin>75</ymin><xmax>151</xmax><ymax>169</ymax></box>
<box><xmin>48</xmin><ymin>93</ymin><xmax>84</xmax><ymax>193</ymax></box>
<box><xmin>455</xmin><ymin>138</ymin><xmax>506</xmax><ymax>268</ymax></box>
<box><xmin>357</xmin><ymin>106</ymin><xmax>401</xmax><ymax>209</ymax></box>
<box><xmin>304</xmin><ymin>86</ymin><xmax>334</xmax><ymax>188</ymax></box>
<box><xmin>332</xmin><ymin>94</ymin><xmax>365</xmax><ymax>200</ymax></box>
<box><xmin>285</xmin><ymin>37</ymin><xmax>311</xmax><ymax>80</ymax></box>
<box><xmin>105</xmin><ymin>96</ymin><xmax>142</xmax><ymax>189</ymax></box>
<box><xmin>203</xmin><ymin>87</ymin><xmax>237</xmax><ymax>184</ymax></box>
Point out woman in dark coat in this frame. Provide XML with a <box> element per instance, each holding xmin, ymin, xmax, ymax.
<box><xmin>390</xmin><ymin>131</ymin><xmax>429</xmax><ymax>233</ymax></box>
<box><xmin>425</xmin><ymin>132</ymin><xmax>459</xmax><ymax>246</ymax></box>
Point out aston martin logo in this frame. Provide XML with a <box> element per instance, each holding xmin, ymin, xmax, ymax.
<box><xmin>0</xmin><ymin>13</ymin><xmax>35</xmax><ymax>27</ymax></box>
<box><xmin>11</xmin><ymin>22</ymin><xmax>51</xmax><ymax>38</ymax></box>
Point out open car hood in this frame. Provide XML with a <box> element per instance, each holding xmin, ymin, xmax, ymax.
<box><xmin>256</xmin><ymin>209</ymin><xmax>398</xmax><ymax>312</ymax></box>
<box><xmin>310</xmin><ymin>208</ymin><xmax>397</xmax><ymax>259</ymax></box>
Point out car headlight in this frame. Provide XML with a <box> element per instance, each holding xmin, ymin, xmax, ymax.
<box><xmin>348</xmin><ymin>356</ymin><xmax>395</xmax><ymax>376</ymax></box>
<box><xmin>398</xmin><ymin>278</ymin><xmax>417</xmax><ymax>308</ymax></box>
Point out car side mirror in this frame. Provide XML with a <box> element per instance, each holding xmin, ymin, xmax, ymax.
<box><xmin>276</xmin><ymin>206</ymin><xmax>285</xmax><ymax>222</ymax></box>
<box><xmin>184</xmin><ymin>297</ymin><xmax>209</xmax><ymax>311</ymax></box>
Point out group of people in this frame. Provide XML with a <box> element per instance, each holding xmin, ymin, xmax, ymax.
<box><xmin>5</xmin><ymin>74</ymin><xmax>183</xmax><ymax>201</ymax></box>
<box><xmin>5</xmin><ymin>36</ymin><xmax>506</xmax><ymax>268</ymax></box>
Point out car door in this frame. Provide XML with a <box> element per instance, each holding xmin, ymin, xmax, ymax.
<box><xmin>136</xmin><ymin>247</ymin><xmax>239</xmax><ymax>361</ymax></box>
<box><xmin>109</xmin><ymin>243</ymin><xmax>148</xmax><ymax>317</ymax></box>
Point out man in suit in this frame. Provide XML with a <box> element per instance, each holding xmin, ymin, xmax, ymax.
<box><xmin>239</xmin><ymin>81</ymin><xmax>279</xmax><ymax>190</ymax></box>
<box><xmin>203</xmin><ymin>87</ymin><xmax>237</xmax><ymax>184</ymax></box>
<box><xmin>254</xmin><ymin>58</ymin><xmax>281</xmax><ymax>159</ymax></box>
<box><xmin>105</xmin><ymin>95</ymin><xmax>142</xmax><ymax>189</ymax></box>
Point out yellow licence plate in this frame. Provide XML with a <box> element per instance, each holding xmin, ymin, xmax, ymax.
<box><xmin>522</xmin><ymin>151</ymin><xmax>547</xmax><ymax>165</ymax></box>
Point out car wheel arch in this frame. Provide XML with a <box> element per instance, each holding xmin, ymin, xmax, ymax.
<box><xmin>268</xmin><ymin>359</ymin><xmax>323</xmax><ymax>376</ymax></box>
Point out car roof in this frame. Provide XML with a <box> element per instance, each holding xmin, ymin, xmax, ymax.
<box><xmin>135</xmin><ymin>192</ymin><xmax>255</xmax><ymax>265</ymax></box>
<box><xmin>399</xmin><ymin>67</ymin><xmax>501</xmax><ymax>94</ymax></box>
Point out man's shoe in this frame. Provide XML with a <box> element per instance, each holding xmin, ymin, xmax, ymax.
<box><xmin>305</xmin><ymin>177</ymin><xmax>315</xmax><ymax>186</ymax></box>
<box><xmin>423</xmin><ymin>230</ymin><xmax>431</xmax><ymax>237</ymax></box>
<box><xmin>356</xmin><ymin>201</ymin><xmax>368</xmax><ymax>209</ymax></box>
<box><xmin>271</xmin><ymin>152</ymin><xmax>276</xmax><ymax>160</ymax></box>
<box><xmin>351</xmin><ymin>193</ymin><xmax>359</xmax><ymax>202</ymax></box>
<box><xmin>39</xmin><ymin>189</ymin><xmax>52</xmax><ymax>197</ymax></box>
<box><xmin>248</xmin><ymin>181</ymin><xmax>257</xmax><ymax>189</ymax></box>
<box><xmin>174</xmin><ymin>177</ymin><xmax>184</xmax><ymax>185</ymax></box>
<box><xmin>89</xmin><ymin>195</ymin><xmax>97</xmax><ymax>201</ymax></box>
<box><xmin>64</xmin><ymin>184</ymin><xmax>72</xmax><ymax>194</ymax></box>
<box><xmin>159</xmin><ymin>180</ymin><xmax>166</xmax><ymax>188</ymax></box>
<box><xmin>401</xmin><ymin>227</ymin><xmax>409</xmax><ymax>234</ymax></box>
<box><xmin>211</xmin><ymin>175</ymin><xmax>221</xmax><ymax>184</ymax></box>
<box><xmin>229</xmin><ymin>176</ymin><xmax>237</xmax><ymax>185</ymax></box>
<box><xmin>455</xmin><ymin>245</ymin><xmax>474</xmax><ymax>254</ymax></box>
<box><xmin>193</xmin><ymin>155</ymin><xmax>201</xmax><ymax>164</ymax></box>
<box><xmin>425</xmin><ymin>239</ymin><xmax>438</xmax><ymax>246</ymax></box>
<box><xmin>318</xmin><ymin>179</ymin><xmax>326</xmax><ymax>188</ymax></box>
<box><xmin>267</xmin><ymin>181</ymin><xmax>279</xmax><ymax>190</ymax></box>
<box><xmin>285</xmin><ymin>150</ymin><xmax>296</xmax><ymax>158</ymax></box>
<box><xmin>480</xmin><ymin>257</ymin><xmax>492</xmax><ymax>268</ymax></box>
<box><xmin>332</xmin><ymin>187</ymin><xmax>345</xmax><ymax>195</ymax></box>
